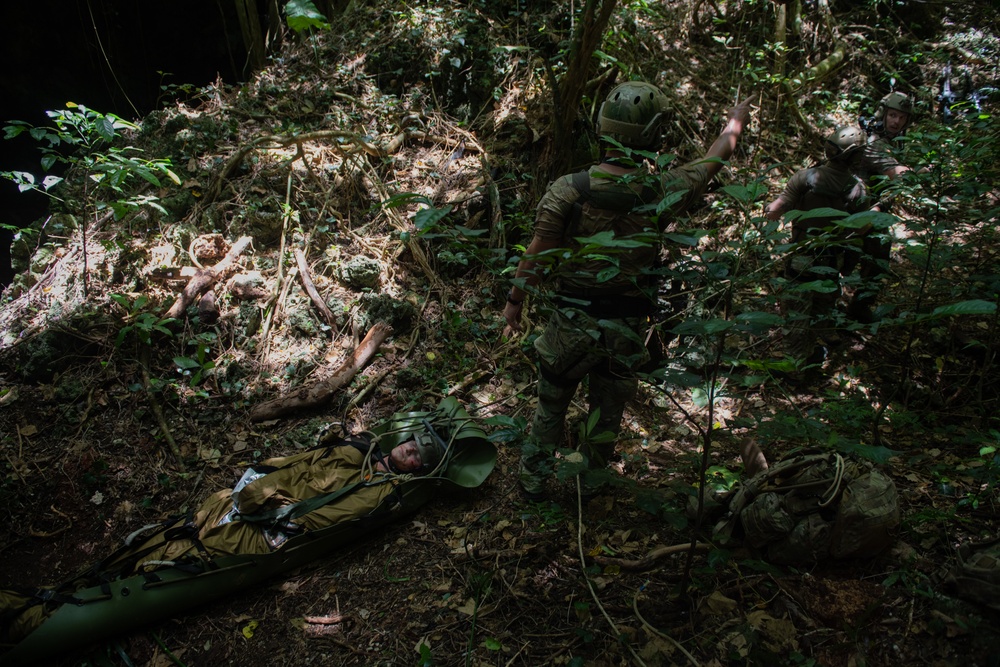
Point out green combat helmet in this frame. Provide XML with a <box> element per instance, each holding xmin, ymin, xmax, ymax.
<box><xmin>874</xmin><ymin>91</ymin><xmax>914</xmax><ymax>126</ymax></box>
<box><xmin>825</xmin><ymin>125</ymin><xmax>867</xmax><ymax>161</ymax></box>
<box><xmin>413</xmin><ymin>431</ymin><xmax>445</xmax><ymax>473</ymax></box>
<box><xmin>598</xmin><ymin>81</ymin><xmax>669</xmax><ymax>149</ymax></box>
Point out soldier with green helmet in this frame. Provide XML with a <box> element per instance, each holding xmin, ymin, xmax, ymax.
<box><xmin>847</xmin><ymin>90</ymin><xmax>916</xmax><ymax>322</ymax></box>
<box><xmin>503</xmin><ymin>81</ymin><xmax>751</xmax><ymax>499</ymax></box>
<box><xmin>765</xmin><ymin>125</ymin><xmax>871</xmax><ymax>366</ymax></box>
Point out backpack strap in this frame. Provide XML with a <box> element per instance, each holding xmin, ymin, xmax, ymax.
<box><xmin>564</xmin><ymin>169</ymin><xmax>661</xmax><ymax>243</ymax></box>
<box><xmin>564</xmin><ymin>170</ymin><xmax>593</xmax><ymax>242</ymax></box>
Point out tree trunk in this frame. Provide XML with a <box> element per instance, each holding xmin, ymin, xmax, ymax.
<box><xmin>234</xmin><ymin>0</ymin><xmax>266</xmax><ymax>72</ymax></box>
<box><xmin>547</xmin><ymin>0</ymin><xmax>619</xmax><ymax>177</ymax></box>
<box><xmin>774</xmin><ymin>1</ymin><xmax>788</xmax><ymax>80</ymax></box>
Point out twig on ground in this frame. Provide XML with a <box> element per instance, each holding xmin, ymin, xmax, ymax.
<box><xmin>294</xmin><ymin>247</ymin><xmax>338</xmax><ymax>332</ymax></box>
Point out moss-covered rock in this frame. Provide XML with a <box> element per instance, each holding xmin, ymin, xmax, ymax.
<box><xmin>338</xmin><ymin>256</ymin><xmax>381</xmax><ymax>289</ymax></box>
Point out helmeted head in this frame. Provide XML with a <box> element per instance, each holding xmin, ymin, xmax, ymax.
<box><xmin>598</xmin><ymin>81</ymin><xmax>669</xmax><ymax>149</ymax></box>
<box><xmin>874</xmin><ymin>92</ymin><xmax>913</xmax><ymax>136</ymax></box>
<box><xmin>825</xmin><ymin>125</ymin><xmax>867</xmax><ymax>162</ymax></box>
<box><xmin>413</xmin><ymin>432</ymin><xmax>444</xmax><ymax>472</ymax></box>
<box><xmin>387</xmin><ymin>433</ymin><xmax>444</xmax><ymax>475</ymax></box>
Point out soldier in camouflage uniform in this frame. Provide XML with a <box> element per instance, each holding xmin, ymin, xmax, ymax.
<box><xmin>765</xmin><ymin>126</ymin><xmax>871</xmax><ymax>365</ymax></box>
<box><xmin>503</xmin><ymin>81</ymin><xmax>751</xmax><ymax>498</ymax></box>
<box><xmin>847</xmin><ymin>91</ymin><xmax>915</xmax><ymax>321</ymax></box>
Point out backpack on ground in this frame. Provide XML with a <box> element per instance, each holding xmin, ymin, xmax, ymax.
<box><xmin>713</xmin><ymin>451</ymin><xmax>900</xmax><ymax>564</ymax></box>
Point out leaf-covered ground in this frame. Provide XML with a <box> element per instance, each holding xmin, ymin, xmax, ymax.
<box><xmin>1</xmin><ymin>1</ymin><xmax>999</xmax><ymax>665</ymax></box>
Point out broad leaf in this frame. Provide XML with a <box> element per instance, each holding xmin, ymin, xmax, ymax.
<box><xmin>285</xmin><ymin>0</ymin><xmax>330</xmax><ymax>32</ymax></box>
<box><xmin>672</xmin><ymin>318</ymin><xmax>735</xmax><ymax>335</ymax></box>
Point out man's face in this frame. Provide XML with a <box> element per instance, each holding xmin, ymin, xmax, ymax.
<box><xmin>389</xmin><ymin>440</ymin><xmax>422</xmax><ymax>472</ymax></box>
<box><xmin>884</xmin><ymin>108</ymin><xmax>909</xmax><ymax>136</ymax></box>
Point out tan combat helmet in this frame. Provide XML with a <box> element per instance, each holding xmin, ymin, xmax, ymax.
<box><xmin>825</xmin><ymin>125</ymin><xmax>868</xmax><ymax>162</ymax></box>
<box><xmin>874</xmin><ymin>91</ymin><xmax>914</xmax><ymax>127</ymax></box>
<box><xmin>598</xmin><ymin>81</ymin><xmax>669</xmax><ymax>149</ymax></box>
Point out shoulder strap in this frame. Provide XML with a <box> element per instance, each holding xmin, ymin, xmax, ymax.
<box><xmin>564</xmin><ymin>169</ymin><xmax>659</xmax><ymax>241</ymax></box>
<box><xmin>564</xmin><ymin>171</ymin><xmax>592</xmax><ymax>241</ymax></box>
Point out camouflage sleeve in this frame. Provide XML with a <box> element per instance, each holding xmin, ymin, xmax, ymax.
<box><xmin>532</xmin><ymin>173</ymin><xmax>580</xmax><ymax>243</ymax></box>
<box><xmin>778</xmin><ymin>169</ymin><xmax>811</xmax><ymax>211</ymax></box>
<box><xmin>660</xmin><ymin>159</ymin><xmax>714</xmax><ymax>211</ymax></box>
<box><xmin>772</xmin><ymin>168</ymin><xmax>811</xmax><ymax>212</ymax></box>
<box><xmin>859</xmin><ymin>140</ymin><xmax>900</xmax><ymax>178</ymax></box>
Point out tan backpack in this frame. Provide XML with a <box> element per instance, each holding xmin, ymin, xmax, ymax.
<box><xmin>715</xmin><ymin>451</ymin><xmax>900</xmax><ymax>564</ymax></box>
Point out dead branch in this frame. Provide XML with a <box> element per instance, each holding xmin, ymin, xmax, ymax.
<box><xmin>592</xmin><ymin>542</ymin><xmax>711</xmax><ymax>570</ymax></box>
<box><xmin>165</xmin><ymin>236</ymin><xmax>253</xmax><ymax>320</ymax></box>
<box><xmin>140</xmin><ymin>349</ymin><xmax>185</xmax><ymax>469</ymax></box>
<box><xmin>294</xmin><ymin>248</ymin><xmax>338</xmax><ymax>332</ymax></box>
<box><xmin>249</xmin><ymin>322</ymin><xmax>392</xmax><ymax>421</ymax></box>
<box><xmin>304</xmin><ymin>614</ymin><xmax>345</xmax><ymax>625</ymax></box>
<box><xmin>447</xmin><ymin>369</ymin><xmax>491</xmax><ymax>396</ymax></box>
<box><xmin>786</xmin><ymin>41</ymin><xmax>847</xmax><ymax>91</ymax></box>
<box><xmin>27</xmin><ymin>505</ymin><xmax>73</xmax><ymax>538</ymax></box>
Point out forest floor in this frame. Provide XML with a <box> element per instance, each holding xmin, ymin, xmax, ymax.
<box><xmin>1</xmin><ymin>1</ymin><xmax>999</xmax><ymax>666</ymax></box>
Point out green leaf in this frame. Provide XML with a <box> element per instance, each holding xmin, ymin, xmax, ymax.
<box><xmin>163</xmin><ymin>167</ymin><xmax>182</xmax><ymax>185</ymax></box>
<box><xmin>97</xmin><ymin>116</ymin><xmax>116</xmax><ymax>142</ymax></box>
<box><xmin>3</xmin><ymin>124</ymin><xmax>27</xmax><ymax>139</ymax></box>
<box><xmin>835</xmin><ymin>440</ymin><xmax>900</xmax><ymax>464</ymax></box>
<box><xmin>672</xmin><ymin>318</ymin><xmax>735</xmax><ymax>335</ymax></box>
<box><xmin>453</xmin><ymin>225</ymin><xmax>488</xmax><ymax>238</ymax></box>
<box><xmin>592</xmin><ymin>49</ymin><xmax>619</xmax><ymax>64</ymax></box>
<box><xmin>737</xmin><ymin>358</ymin><xmax>798</xmax><ymax>373</ymax></box>
<box><xmin>721</xmin><ymin>184</ymin><xmax>753</xmax><ymax>204</ymax></box>
<box><xmin>135</xmin><ymin>169</ymin><xmax>163</xmax><ymax>187</ymax></box>
<box><xmin>573</xmin><ymin>230</ymin><xmax>650</xmax><ymax>249</ymax></box>
<box><xmin>787</xmin><ymin>207</ymin><xmax>848</xmax><ymax>222</ymax></box>
<box><xmin>663</xmin><ymin>232</ymin><xmax>703</xmax><ymax>246</ymax></box>
<box><xmin>735</xmin><ymin>311</ymin><xmax>784</xmax><ymax>327</ymax></box>
<box><xmin>285</xmin><ymin>0</ymin><xmax>330</xmax><ymax>32</ymax></box>
<box><xmin>174</xmin><ymin>357</ymin><xmax>201</xmax><ymax>370</ymax></box>
<box><xmin>110</xmin><ymin>294</ymin><xmax>131</xmax><ymax>309</ymax></box>
<box><xmin>595</xmin><ymin>266</ymin><xmax>620</xmax><ymax>283</ymax></box>
<box><xmin>790</xmin><ymin>279</ymin><xmax>839</xmax><ymax>294</ymax></box>
<box><xmin>382</xmin><ymin>191</ymin><xmax>431</xmax><ymax>209</ymax></box>
<box><xmin>655</xmin><ymin>189</ymin><xmax>686</xmax><ymax>214</ymax></box>
<box><xmin>413</xmin><ymin>205</ymin><xmax>452</xmax><ymax>231</ymax></box>
<box><xmin>929</xmin><ymin>300</ymin><xmax>996</xmax><ymax>317</ymax></box>
<box><xmin>484</xmin><ymin>637</ymin><xmax>502</xmax><ymax>651</ymax></box>
<box><xmin>838</xmin><ymin>210</ymin><xmax>895</xmax><ymax>230</ymax></box>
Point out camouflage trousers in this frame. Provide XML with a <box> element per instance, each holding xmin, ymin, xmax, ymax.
<box><xmin>781</xmin><ymin>253</ymin><xmax>842</xmax><ymax>364</ymax></box>
<box><xmin>520</xmin><ymin>307</ymin><xmax>648</xmax><ymax>495</ymax></box>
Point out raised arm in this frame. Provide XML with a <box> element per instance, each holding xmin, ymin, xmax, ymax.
<box><xmin>700</xmin><ymin>98</ymin><xmax>752</xmax><ymax>181</ymax></box>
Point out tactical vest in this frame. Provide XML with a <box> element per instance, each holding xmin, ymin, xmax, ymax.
<box><xmin>793</xmin><ymin>165</ymin><xmax>868</xmax><ymax>241</ymax></box>
<box><xmin>554</xmin><ymin>169</ymin><xmax>663</xmax><ymax>304</ymax></box>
